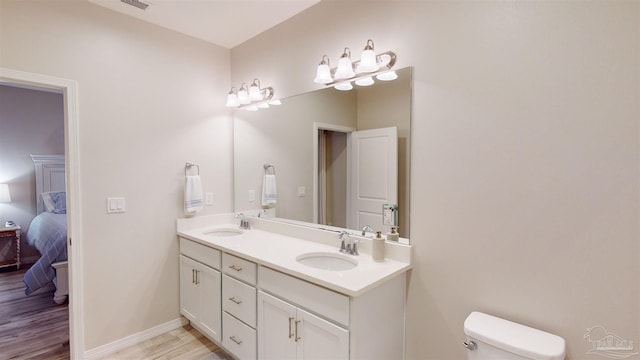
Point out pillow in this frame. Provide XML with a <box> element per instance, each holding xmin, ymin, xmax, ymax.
<box><xmin>42</xmin><ymin>191</ymin><xmax>66</xmax><ymax>214</ymax></box>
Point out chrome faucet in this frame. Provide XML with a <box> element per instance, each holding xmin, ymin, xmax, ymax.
<box><xmin>338</xmin><ymin>231</ymin><xmax>359</xmax><ymax>256</ymax></box>
<box><xmin>361</xmin><ymin>225</ymin><xmax>374</xmax><ymax>236</ymax></box>
<box><xmin>235</xmin><ymin>212</ymin><xmax>250</xmax><ymax>230</ymax></box>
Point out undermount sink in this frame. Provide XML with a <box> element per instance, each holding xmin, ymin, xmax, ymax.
<box><xmin>203</xmin><ymin>228</ymin><xmax>244</xmax><ymax>237</ymax></box>
<box><xmin>296</xmin><ymin>252</ymin><xmax>358</xmax><ymax>271</ymax></box>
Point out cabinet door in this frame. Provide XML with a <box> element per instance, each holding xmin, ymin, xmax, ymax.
<box><xmin>198</xmin><ymin>264</ymin><xmax>222</xmax><ymax>343</ymax></box>
<box><xmin>258</xmin><ymin>291</ymin><xmax>297</xmax><ymax>360</ymax></box>
<box><xmin>180</xmin><ymin>255</ymin><xmax>199</xmax><ymax>322</ymax></box>
<box><xmin>297</xmin><ymin>308</ymin><xmax>349</xmax><ymax>360</ymax></box>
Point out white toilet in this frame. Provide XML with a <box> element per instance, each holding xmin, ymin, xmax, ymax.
<box><xmin>464</xmin><ymin>311</ymin><xmax>566</xmax><ymax>360</ymax></box>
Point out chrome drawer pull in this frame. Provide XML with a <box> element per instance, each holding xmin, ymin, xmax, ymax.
<box><xmin>295</xmin><ymin>320</ymin><xmax>301</xmax><ymax>342</ymax></box>
<box><xmin>288</xmin><ymin>317</ymin><xmax>294</xmax><ymax>339</ymax></box>
<box><xmin>228</xmin><ymin>297</ymin><xmax>242</xmax><ymax>305</ymax></box>
<box><xmin>229</xmin><ymin>264</ymin><xmax>243</xmax><ymax>272</ymax></box>
<box><xmin>230</xmin><ymin>336</ymin><xmax>243</xmax><ymax>345</ymax></box>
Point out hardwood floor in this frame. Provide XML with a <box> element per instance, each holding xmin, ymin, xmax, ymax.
<box><xmin>0</xmin><ymin>266</ymin><xmax>230</xmax><ymax>360</ymax></box>
<box><xmin>99</xmin><ymin>325</ymin><xmax>231</xmax><ymax>360</ymax></box>
<box><xmin>0</xmin><ymin>266</ymin><xmax>69</xmax><ymax>360</ymax></box>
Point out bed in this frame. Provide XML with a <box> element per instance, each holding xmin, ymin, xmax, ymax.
<box><xmin>23</xmin><ymin>154</ymin><xmax>69</xmax><ymax>304</ymax></box>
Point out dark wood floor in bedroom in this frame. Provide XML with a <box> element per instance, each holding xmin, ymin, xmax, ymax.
<box><xmin>0</xmin><ymin>265</ymin><xmax>69</xmax><ymax>360</ymax></box>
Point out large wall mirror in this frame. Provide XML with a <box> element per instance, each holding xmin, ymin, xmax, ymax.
<box><xmin>234</xmin><ymin>67</ymin><xmax>412</xmax><ymax>241</ymax></box>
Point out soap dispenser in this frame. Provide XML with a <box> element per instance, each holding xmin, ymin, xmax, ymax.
<box><xmin>386</xmin><ymin>226</ymin><xmax>399</xmax><ymax>242</ymax></box>
<box><xmin>372</xmin><ymin>231</ymin><xmax>385</xmax><ymax>262</ymax></box>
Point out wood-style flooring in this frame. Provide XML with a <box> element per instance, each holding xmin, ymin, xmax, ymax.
<box><xmin>99</xmin><ymin>325</ymin><xmax>230</xmax><ymax>360</ymax></box>
<box><xmin>0</xmin><ymin>266</ymin><xmax>69</xmax><ymax>360</ymax></box>
<box><xmin>0</xmin><ymin>266</ymin><xmax>230</xmax><ymax>360</ymax></box>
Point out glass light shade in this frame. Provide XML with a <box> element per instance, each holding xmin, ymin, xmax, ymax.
<box><xmin>356</xmin><ymin>49</ymin><xmax>379</xmax><ymax>73</ymax></box>
<box><xmin>0</xmin><ymin>184</ymin><xmax>11</xmax><ymax>203</ymax></box>
<box><xmin>334</xmin><ymin>82</ymin><xmax>353</xmax><ymax>91</ymax></box>
<box><xmin>226</xmin><ymin>93</ymin><xmax>239</xmax><ymax>107</ymax></box>
<box><xmin>249</xmin><ymin>84</ymin><xmax>262</xmax><ymax>101</ymax></box>
<box><xmin>245</xmin><ymin>105</ymin><xmax>259</xmax><ymax>111</ymax></box>
<box><xmin>238</xmin><ymin>88</ymin><xmax>250</xmax><ymax>105</ymax></box>
<box><xmin>334</xmin><ymin>57</ymin><xmax>355</xmax><ymax>80</ymax></box>
<box><xmin>268</xmin><ymin>99</ymin><xmax>282</xmax><ymax>106</ymax></box>
<box><xmin>355</xmin><ymin>76</ymin><xmax>374</xmax><ymax>86</ymax></box>
<box><xmin>314</xmin><ymin>63</ymin><xmax>333</xmax><ymax>84</ymax></box>
<box><xmin>376</xmin><ymin>70</ymin><xmax>398</xmax><ymax>81</ymax></box>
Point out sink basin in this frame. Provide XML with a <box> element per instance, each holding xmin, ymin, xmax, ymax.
<box><xmin>296</xmin><ymin>252</ymin><xmax>358</xmax><ymax>271</ymax></box>
<box><xmin>203</xmin><ymin>228</ymin><xmax>244</xmax><ymax>237</ymax></box>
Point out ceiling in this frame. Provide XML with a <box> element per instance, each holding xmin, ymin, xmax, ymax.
<box><xmin>87</xmin><ymin>0</ymin><xmax>320</xmax><ymax>49</ymax></box>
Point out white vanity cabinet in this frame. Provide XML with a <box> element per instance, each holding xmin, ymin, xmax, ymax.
<box><xmin>178</xmin><ymin>232</ymin><xmax>408</xmax><ymax>360</ymax></box>
<box><xmin>258</xmin><ymin>291</ymin><xmax>349</xmax><ymax>360</ymax></box>
<box><xmin>221</xmin><ymin>253</ymin><xmax>258</xmax><ymax>360</ymax></box>
<box><xmin>179</xmin><ymin>239</ymin><xmax>222</xmax><ymax>343</ymax></box>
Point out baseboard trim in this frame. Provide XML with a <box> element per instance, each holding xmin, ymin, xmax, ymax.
<box><xmin>83</xmin><ymin>317</ymin><xmax>189</xmax><ymax>360</ymax></box>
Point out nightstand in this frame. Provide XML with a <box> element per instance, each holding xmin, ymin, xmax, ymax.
<box><xmin>0</xmin><ymin>225</ymin><xmax>21</xmax><ymax>270</ymax></box>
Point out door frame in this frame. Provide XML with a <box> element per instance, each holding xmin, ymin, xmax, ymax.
<box><xmin>312</xmin><ymin>122</ymin><xmax>355</xmax><ymax>224</ymax></box>
<box><xmin>0</xmin><ymin>67</ymin><xmax>84</xmax><ymax>359</ymax></box>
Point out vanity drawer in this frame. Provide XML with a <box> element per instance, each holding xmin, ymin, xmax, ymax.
<box><xmin>223</xmin><ymin>312</ymin><xmax>256</xmax><ymax>360</ymax></box>
<box><xmin>179</xmin><ymin>238</ymin><xmax>221</xmax><ymax>270</ymax></box>
<box><xmin>222</xmin><ymin>253</ymin><xmax>257</xmax><ymax>285</ymax></box>
<box><xmin>222</xmin><ymin>274</ymin><xmax>257</xmax><ymax>328</ymax></box>
<box><xmin>258</xmin><ymin>266</ymin><xmax>350</xmax><ymax>327</ymax></box>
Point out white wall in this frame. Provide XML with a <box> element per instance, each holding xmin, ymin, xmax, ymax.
<box><xmin>0</xmin><ymin>85</ymin><xmax>65</xmax><ymax>263</ymax></box>
<box><xmin>231</xmin><ymin>2</ymin><xmax>639</xmax><ymax>359</ymax></box>
<box><xmin>1</xmin><ymin>0</ymin><xmax>233</xmax><ymax>351</ymax></box>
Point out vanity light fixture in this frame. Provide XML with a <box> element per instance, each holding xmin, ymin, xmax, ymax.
<box><xmin>314</xmin><ymin>55</ymin><xmax>333</xmax><ymax>84</ymax></box>
<box><xmin>225</xmin><ymin>78</ymin><xmax>279</xmax><ymax>111</ymax></box>
<box><xmin>334</xmin><ymin>48</ymin><xmax>356</xmax><ymax>80</ymax></box>
<box><xmin>313</xmin><ymin>39</ymin><xmax>398</xmax><ymax>91</ymax></box>
<box><xmin>356</xmin><ymin>40</ymin><xmax>379</xmax><ymax>73</ymax></box>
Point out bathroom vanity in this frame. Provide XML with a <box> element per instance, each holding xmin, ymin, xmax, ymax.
<box><xmin>177</xmin><ymin>214</ymin><xmax>412</xmax><ymax>360</ymax></box>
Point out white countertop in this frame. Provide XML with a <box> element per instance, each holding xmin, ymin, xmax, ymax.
<box><xmin>177</xmin><ymin>215</ymin><xmax>412</xmax><ymax>297</ymax></box>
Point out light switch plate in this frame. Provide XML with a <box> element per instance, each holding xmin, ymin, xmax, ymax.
<box><xmin>248</xmin><ymin>190</ymin><xmax>255</xmax><ymax>202</ymax></box>
<box><xmin>107</xmin><ymin>197</ymin><xmax>126</xmax><ymax>214</ymax></box>
<box><xmin>298</xmin><ymin>186</ymin><xmax>306</xmax><ymax>197</ymax></box>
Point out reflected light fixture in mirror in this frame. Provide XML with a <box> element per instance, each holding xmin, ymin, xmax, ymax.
<box><xmin>226</xmin><ymin>78</ymin><xmax>279</xmax><ymax>111</ymax></box>
<box><xmin>313</xmin><ymin>39</ymin><xmax>397</xmax><ymax>91</ymax></box>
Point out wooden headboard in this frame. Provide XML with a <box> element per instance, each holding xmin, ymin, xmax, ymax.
<box><xmin>30</xmin><ymin>154</ymin><xmax>66</xmax><ymax>214</ymax></box>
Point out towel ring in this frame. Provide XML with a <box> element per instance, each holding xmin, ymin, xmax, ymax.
<box><xmin>185</xmin><ymin>162</ymin><xmax>200</xmax><ymax>176</ymax></box>
<box><xmin>264</xmin><ymin>164</ymin><xmax>275</xmax><ymax>175</ymax></box>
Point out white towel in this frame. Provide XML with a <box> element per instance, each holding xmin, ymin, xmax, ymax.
<box><xmin>185</xmin><ymin>175</ymin><xmax>203</xmax><ymax>214</ymax></box>
<box><xmin>262</xmin><ymin>174</ymin><xmax>277</xmax><ymax>206</ymax></box>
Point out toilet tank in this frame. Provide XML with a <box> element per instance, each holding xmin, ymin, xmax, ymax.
<box><xmin>464</xmin><ymin>312</ymin><xmax>566</xmax><ymax>360</ymax></box>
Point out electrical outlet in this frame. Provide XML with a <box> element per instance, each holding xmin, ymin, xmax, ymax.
<box><xmin>205</xmin><ymin>192</ymin><xmax>213</xmax><ymax>205</ymax></box>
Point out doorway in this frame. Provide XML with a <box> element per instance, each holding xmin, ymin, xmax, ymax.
<box><xmin>317</xmin><ymin>129</ymin><xmax>348</xmax><ymax>228</ymax></box>
<box><xmin>0</xmin><ymin>67</ymin><xmax>83</xmax><ymax>359</ymax></box>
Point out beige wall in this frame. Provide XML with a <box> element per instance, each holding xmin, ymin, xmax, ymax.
<box><xmin>232</xmin><ymin>2</ymin><xmax>639</xmax><ymax>359</ymax></box>
<box><xmin>0</xmin><ymin>85</ymin><xmax>65</xmax><ymax>263</ymax></box>
<box><xmin>1</xmin><ymin>0</ymin><xmax>232</xmax><ymax>351</ymax></box>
